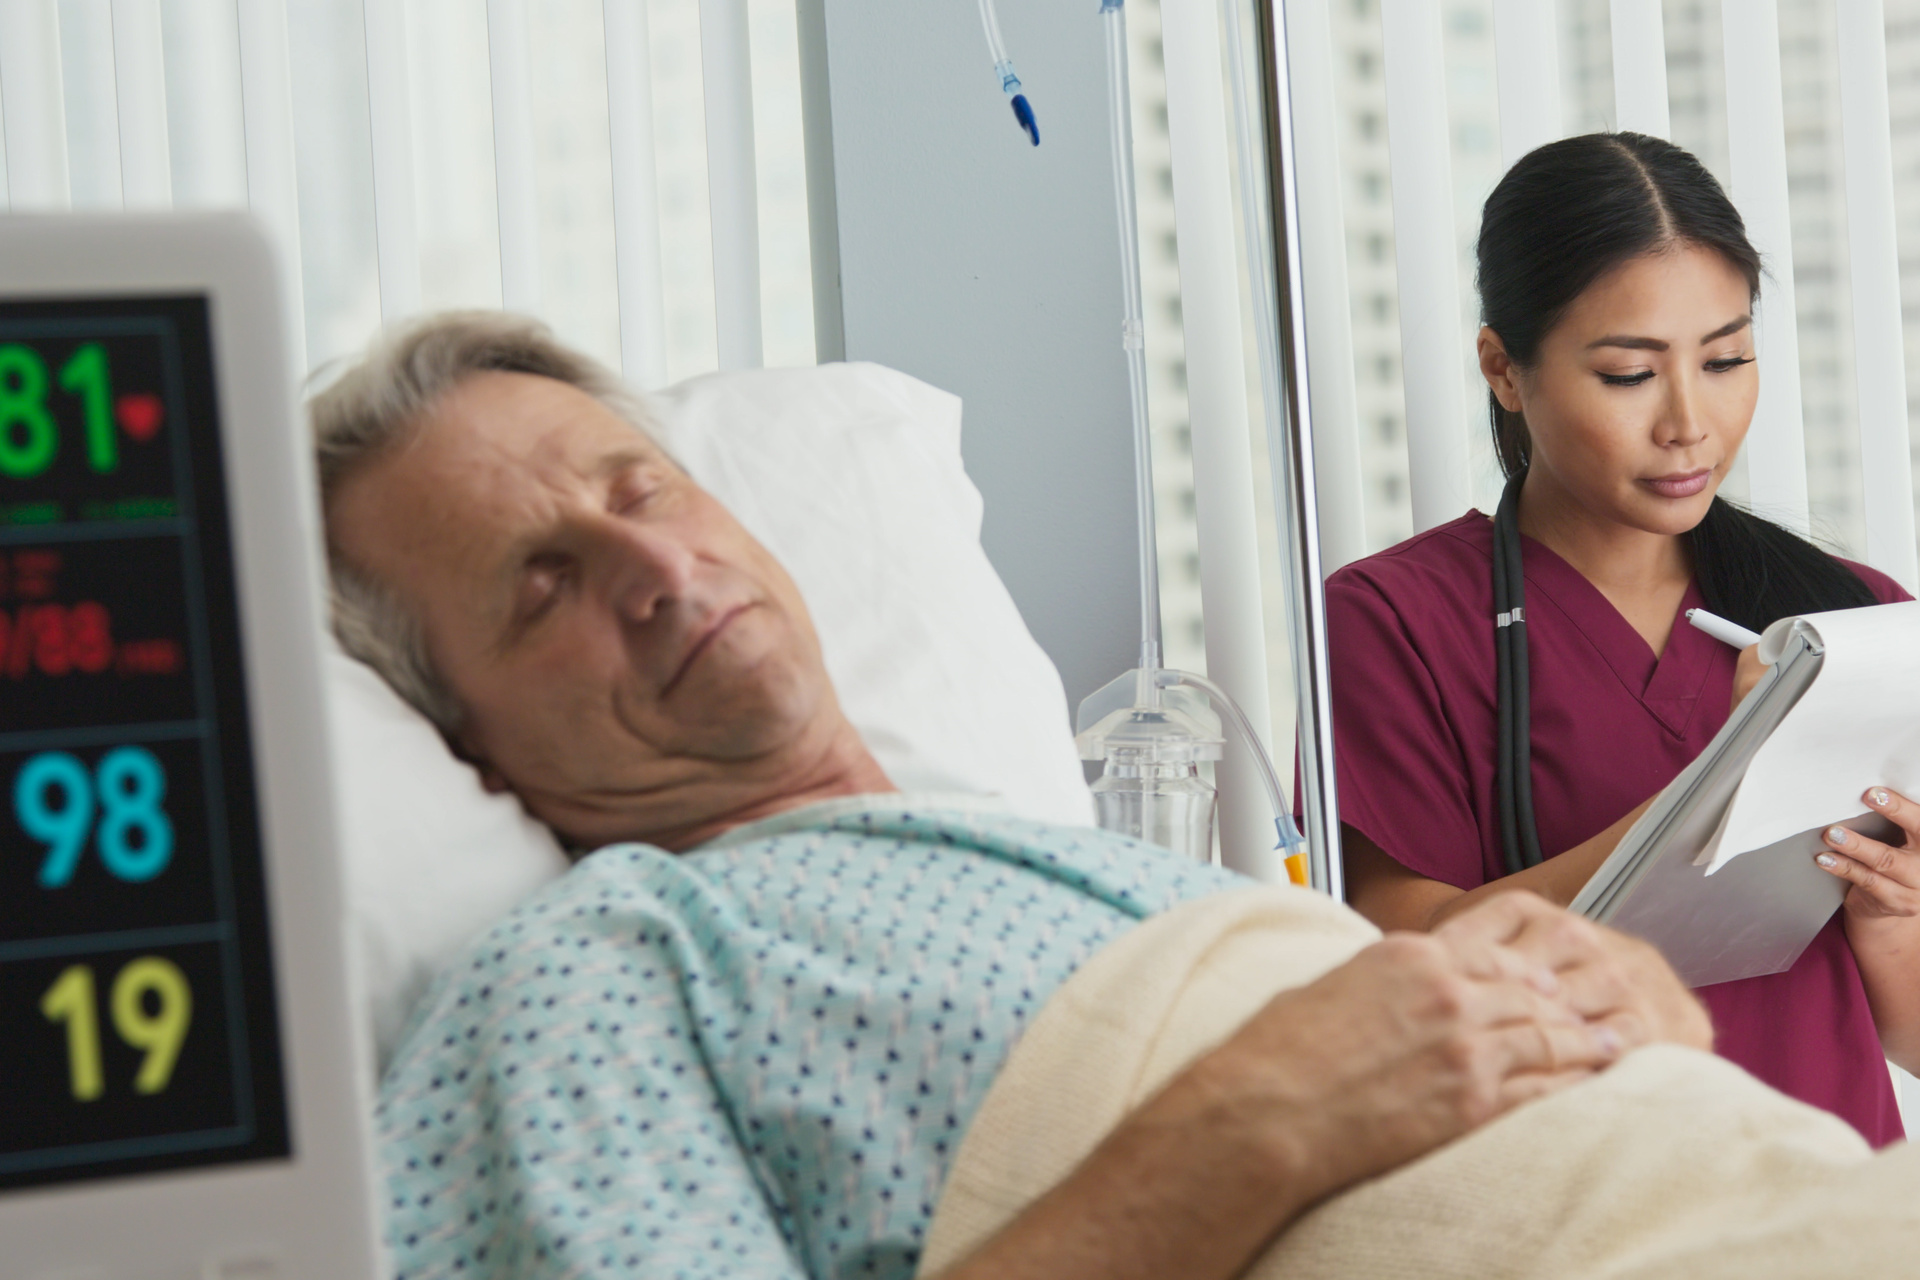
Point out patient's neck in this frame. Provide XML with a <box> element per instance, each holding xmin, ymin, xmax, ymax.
<box><xmin>652</xmin><ymin>723</ymin><xmax>896</xmax><ymax>851</ymax></box>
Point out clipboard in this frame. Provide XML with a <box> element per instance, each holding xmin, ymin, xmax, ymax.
<box><xmin>1570</xmin><ymin>621</ymin><xmax>1900</xmax><ymax>988</ymax></box>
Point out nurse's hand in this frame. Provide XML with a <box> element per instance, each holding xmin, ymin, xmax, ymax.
<box><xmin>1817</xmin><ymin>788</ymin><xmax>1920</xmax><ymax>1074</ymax></box>
<box><xmin>1817</xmin><ymin>786</ymin><xmax>1920</xmax><ymax>920</ymax></box>
<box><xmin>1732</xmin><ymin>643</ymin><xmax>1768</xmax><ymax>708</ymax></box>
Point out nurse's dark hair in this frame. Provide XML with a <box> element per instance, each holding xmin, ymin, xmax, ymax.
<box><xmin>1476</xmin><ymin>131</ymin><xmax>1878</xmax><ymax>632</ymax></box>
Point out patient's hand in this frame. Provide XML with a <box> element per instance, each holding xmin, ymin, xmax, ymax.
<box><xmin>1185</xmin><ymin>908</ymin><xmax>1627</xmax><ymax>1213</ymax></box>
<box><xmin>1437</xmin><ymin>891</ymin><xmax>1713</xmax><ymax>1055</ymax></box>
<box><xmin>932</xmin><ymin>894</ymin><xmax>1708</xmax><ymax>1280</ymax></box>
<box><xmin>1189</xmin><ymin>893</ymin><xmax>1708</xmax><ymax>1214</ymax></box>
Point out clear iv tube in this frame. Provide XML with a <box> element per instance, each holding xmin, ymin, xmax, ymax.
<box><xmin>1163</xmin><ymin>669</ymin><xmax>1302</xmax><ymax>853</ymax></box>
<box><xmin>1216</xmin><ymin>0</ymin><xmax>1285</xmax><ymax>464</ymax></box>
<box><xmin>977</xmin><ymin>0</ymin><xmax>1012</xmax><ymax>73</ymax></box>
<box><xmin>1101</xmin><ymin>0</ymin><xmax>1162</xmax><ymax>683</ymax></box>
<box><xmin>978</xmin><ymin>0</ymin><xmax>1039</xmax><ymax>144</ymax></box>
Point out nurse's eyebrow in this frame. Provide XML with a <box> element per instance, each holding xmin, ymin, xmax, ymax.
<box><xmin>1698</xmin><ymin>314</ymin><xmax>1752</xmax><ymax>343</ymax></box>
<box><xmin>1585</xmin><ymin>315</ymin><xmax>1751</xmax><ymax>352</ymax></box>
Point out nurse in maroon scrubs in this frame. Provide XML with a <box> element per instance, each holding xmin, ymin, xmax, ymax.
<box><xmin>1330</xmin><ymin>132</ymin><xmax>1920</xmax><ymax>1145</ymax></box>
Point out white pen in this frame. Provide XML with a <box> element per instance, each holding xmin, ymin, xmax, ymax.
<box><xmin>1686</xmin><ymin>607</ymin><xmax>1763</xmax><ymax>650</ymax></box>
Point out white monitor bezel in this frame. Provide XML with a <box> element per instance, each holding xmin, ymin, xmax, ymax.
<box><xmin>0</xmin><ymin>213</ymin><xmax>381</xmax><ymax>1280</ymax></box>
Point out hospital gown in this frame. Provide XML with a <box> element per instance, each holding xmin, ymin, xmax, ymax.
<box><xmin>377</xmin><ymin>797</ymin><xmax>1243</xmax><ymax>1280</ymax></box>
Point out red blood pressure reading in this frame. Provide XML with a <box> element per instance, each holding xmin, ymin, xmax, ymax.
<box><xmin>0</xmin><ymin>602</ymin><xmax>113</xmax><ymax>677</ymax></box>
<box><xmin>0</xmin><ymin>549</ymin><xmax>183</xmax><ymax>681</ymax></box>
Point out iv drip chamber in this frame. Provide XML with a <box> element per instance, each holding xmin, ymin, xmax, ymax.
<box><xmin>1077</xmin><ymin>673</ymin><xmax>1223</xmax><ymax>862</ymax></box>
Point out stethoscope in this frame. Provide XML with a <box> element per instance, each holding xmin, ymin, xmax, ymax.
<box><xmin>1493</xmin><ymin>470</ymin><xmax>1546</xmax><ymax>876</ymax></box>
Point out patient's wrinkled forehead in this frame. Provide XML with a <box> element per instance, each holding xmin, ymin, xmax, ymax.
<box><xmin>418</xmin><ymin>372</ymin><xmax>664</xmax><ymax>502</ymax></box>
<box><xmin>333</xmin><ymin>371</ymin><xmax>671</xmax><ymax>585</ymax></box>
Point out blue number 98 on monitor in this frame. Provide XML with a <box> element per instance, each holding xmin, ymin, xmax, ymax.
<box><xmin>16</xmin><ymin>746</ymin><xmax>175</xmax><ymax>887</ymax></box>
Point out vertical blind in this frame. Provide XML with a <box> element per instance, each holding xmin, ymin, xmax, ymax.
<box><xmin>0</xmin><ymin>0</ymin><xmax>804</xmax><ymax>389</ymax></box>
<box><xmin>1273</xmin><ymin>0</ymin><xmax>1920</xmax><ymax>591</ymax></box>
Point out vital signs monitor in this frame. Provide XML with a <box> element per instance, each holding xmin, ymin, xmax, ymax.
<box><xmin>0</xmin><ymin>216</ymin><xmax>380</xmax><ymax>1279</ymax></box>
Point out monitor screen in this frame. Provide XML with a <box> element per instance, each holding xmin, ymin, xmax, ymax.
<box><xmin>0</xmin><ymin>295</ymin><xmax>290</xmax><ymax>1192</ymax></box>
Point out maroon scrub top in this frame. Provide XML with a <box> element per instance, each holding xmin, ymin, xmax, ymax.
<box><xmin>1327</xmin><ymin>511</ymin><xmax>1911</xmax><ymax>1146</ymax></box>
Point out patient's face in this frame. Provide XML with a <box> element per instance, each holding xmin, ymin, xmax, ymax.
<box><xmin>329</xmin><ymin>371</ymin><xmax>840</xmax><ymax>848</ymax></box>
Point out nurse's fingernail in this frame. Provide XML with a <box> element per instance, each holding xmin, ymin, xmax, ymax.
<box><xmin>1870</xmin><ymin>788</ymin><xmax>1892</xmax><ymax>808</ymax></box>
<box><xmin>1827</xmin><ymin>826</ymin><xmax>1851</xmax><ymax>847</ymax></box>
<box><xmin>1529</xmin><ymin>967</ymin><xmax>1560</xmax><ymax>995</ymax></box>
<box><xmin>1595</xmin><ymin>1026</ymin><xmax>1623</xmax><ymax>1057</ymax></box>
<box><xmin>1817</xmin><ymin>853</ymin><xmax>1839</xmax><ymax>869</ymax></box>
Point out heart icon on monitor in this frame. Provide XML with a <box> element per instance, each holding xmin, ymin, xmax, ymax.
<box><xmin>116</xmin><ymin>393</ymin><xmax>165</xmax><ymax>441</ymax></box>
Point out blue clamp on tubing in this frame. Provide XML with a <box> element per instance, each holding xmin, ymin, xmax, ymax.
<box><xmin>1011</xmin><ymin>93</ymin><xmax>1039</xmax><ymax>146</ymax></box>
<box><xmin>993</xmin><ymin>59</ymin><xmax>1040</xmax><ymax>146</ymax></box>
<box><xmin>1274</xmin><ymin>812</ymin><xmax>1307</xmax><ymax>855</ymax></box>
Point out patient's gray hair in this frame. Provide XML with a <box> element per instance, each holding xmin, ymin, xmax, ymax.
<box><xmin>309</xmin><ymin>310</ymin><xmax>654</xmax><ymax>734</ymax></box>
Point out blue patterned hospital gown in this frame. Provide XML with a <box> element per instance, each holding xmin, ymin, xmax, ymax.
<box><xmin>377</xmin><ymin>797</ymin><xmax>1244</xmax><ymax>1280</ymax></box>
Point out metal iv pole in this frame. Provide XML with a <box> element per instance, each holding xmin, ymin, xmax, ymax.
<box><xmin>1234</xmin><ymin>0</ymin><xmax>1345</xmax><ymax>899</ymax></box>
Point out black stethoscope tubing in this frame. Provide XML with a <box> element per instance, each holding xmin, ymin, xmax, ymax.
<box><xmin>1494</xmin><ymin>470</ymin><xmax>1546</xmax><ymax>876</ymax></box>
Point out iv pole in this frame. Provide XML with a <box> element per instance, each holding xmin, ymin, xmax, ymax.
<box><xmin>1241</xmin><ymin>0</ymin><xmax>1344</xmax><ymax>899</ymax></box>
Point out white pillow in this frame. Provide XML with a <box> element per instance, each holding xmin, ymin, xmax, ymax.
<box><xmin>643</xmin><ymin>363</ymin><xmax>1092</xmax><ymax>823</ymax></box>
<box><xmin>333</xmin><ymin>361</ymin><xmax>1093</xmax><ymax>1068</ymax></box>
<box><xmin>329</xmin><ymin>646</ymin><xmax>571</xmax><ymax>1062</ymax></box>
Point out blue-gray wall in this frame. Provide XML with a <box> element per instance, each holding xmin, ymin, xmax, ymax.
<box><xmin>802</xmin><ymin>0</ymin><xmax>1143</xmax><ymax>717</ymax></box>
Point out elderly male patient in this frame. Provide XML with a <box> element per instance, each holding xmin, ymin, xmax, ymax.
<box><xmin>317</xmin><ymin>315</ymin><xmax>1887</xmax><ymax>1280</ymax></box>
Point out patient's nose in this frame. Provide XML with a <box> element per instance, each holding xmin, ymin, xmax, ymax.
<box><xmin>598</xmin><ymin>519</ymin><xmax>698</xmax><ymax>623</ymax></box>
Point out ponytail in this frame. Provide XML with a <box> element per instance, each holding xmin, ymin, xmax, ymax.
<box><xmin>1687</xmin><ymin>498</ymin><xmax>1879</xmax><ymax>632</ymax></box>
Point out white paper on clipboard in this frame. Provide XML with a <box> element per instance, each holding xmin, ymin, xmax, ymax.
<box><xmin>1702</xmin><ymin>601</ymin><xmax>1920</xmax><ymax>874</ymax></box>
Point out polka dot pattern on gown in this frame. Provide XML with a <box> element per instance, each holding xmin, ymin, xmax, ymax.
<box><xmin>378</xmin><ymin>804</ymin><xmax>1243</xmax><ymax>1280</ymax></box>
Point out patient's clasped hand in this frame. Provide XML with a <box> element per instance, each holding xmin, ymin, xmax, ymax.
<box><xmin>315</xmin><ymin>315</ymin><xmax>1918</xmax><ymax>1280</ymax></box>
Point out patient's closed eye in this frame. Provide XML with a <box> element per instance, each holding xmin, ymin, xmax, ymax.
<box><xmin>610</xmin><ymin>467</ymin><xmax>669</xmax><ymax>516</ymax></box>
<box><xmin>517</xmin><ymin>554</ymin><xmax>572</xmax><ymax>622</ymax></box>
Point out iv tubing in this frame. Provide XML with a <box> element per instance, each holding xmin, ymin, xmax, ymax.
<box><xmin>976</xmin><ymin>0</ymin><xmax>1013</xmax><ymax>77</ymax></box>
<box><xmin>1101</xmin><ymin>0</ymin><xmax>1163</xmax><ymax>684</ymax></box>
<box><xmin>978</xmin><ymin>0</ymin><xmax>1039</xmax><ymax>143</ymax></box>
<box><xmin>1162</xmin><ymin>669</ymin><xmax>1304</xmax><ymax>856</ymax></box>
<box><xmin>1216</xmin><ymin>0</ymin><xmax>1287</xmax><ymax>480</ymax></box>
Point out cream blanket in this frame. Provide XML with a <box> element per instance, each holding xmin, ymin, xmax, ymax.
<box><xmin>920</xmin><ymin>885</ymin><xmax>1920</xmax><ymax>1279</ymax></box>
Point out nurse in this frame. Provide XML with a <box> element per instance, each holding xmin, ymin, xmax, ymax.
<box><xmin>1330</xmin><ymin>131</ymin><xmax>1917</xmax><ymax>1145</ymax></box>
